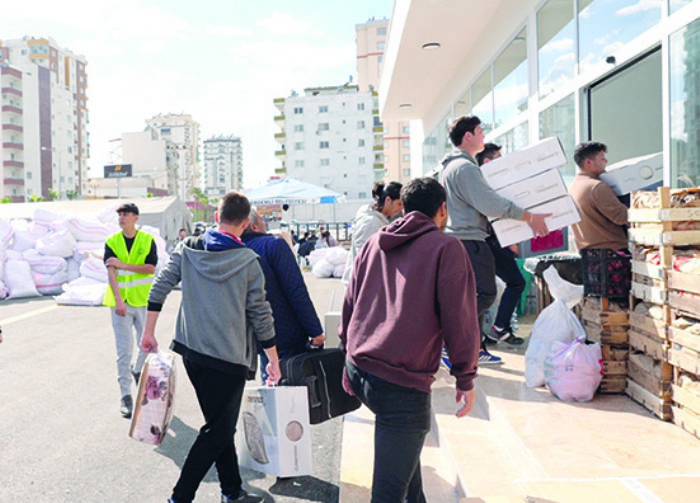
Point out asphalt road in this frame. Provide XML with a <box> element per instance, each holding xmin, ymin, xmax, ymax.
<box><xmin>0</xmin><ymin>272</ymin><xmax>346</xmax><ymax>502</ymax></box>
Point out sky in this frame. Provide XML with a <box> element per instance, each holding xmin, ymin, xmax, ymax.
<box><xmin>0</xmin><ymin>0</ymin><xmax>393</xmax><ymax>189</ymax></box>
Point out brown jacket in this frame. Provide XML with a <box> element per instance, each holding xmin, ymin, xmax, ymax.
<box><xmin>569</xmin><ymin>172</ymin><xmax>628</xmax><ymax>251</ymax></box>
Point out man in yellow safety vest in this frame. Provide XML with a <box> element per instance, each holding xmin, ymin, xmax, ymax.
<box><xmin>103</xmin><ymin>202</ymin><xmax>157</xmax><ymax>418</ymax></box>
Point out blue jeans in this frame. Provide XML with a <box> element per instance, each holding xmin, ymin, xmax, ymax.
<box><xmin>486</xmin><ymin>236</ymin><xmax>526</xmax><ymax>330</ymax></box>
<box><xmin>347</xmin><ymin>361</ymin><xmax>430</xmax><ymax>503</ymax></box>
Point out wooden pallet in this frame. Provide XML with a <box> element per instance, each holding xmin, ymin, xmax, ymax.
<box><xmin>625</xmin><ymin>378</ymin><xmax>673</xmax><ymax>420</ymax></box>
<box><xmin>628</xmin><ymin>311</ymin><xmax>667</xmax><ymax>340</ymax></box>
<box><xmin>628</xmin><ymin>329</ymin><xmax>667</xmax><ymax>360</ymax></box>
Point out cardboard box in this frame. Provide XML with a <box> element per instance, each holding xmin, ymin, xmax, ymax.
<box><xmin>236</xmin><ymin>386</ymin><xmax>312</xmax><ymax>477</ymax></box>
<box><xmin>491</xmin><ymin>195</ymin><xmax>580</xmax><ymax>247</ymax></box>
<box><xmin>480</xmin><ymin>137</ymin><xmax>567</xmax><ymax>190</ymax></box>
<box><xmin>599</xmin><ymin>152</ymin><xmax>663</xmax><ymax>196</ymax></box>
<box><xmin>495</xmin><ymin>168</ymin><xmax>567</xmax><ymax>209</ymax></box>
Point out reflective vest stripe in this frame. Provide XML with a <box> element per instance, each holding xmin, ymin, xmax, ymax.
<box><xmin>117</xmin><ymin>277</ymin><xmax>153</xmax><ymax>289</ymax></box>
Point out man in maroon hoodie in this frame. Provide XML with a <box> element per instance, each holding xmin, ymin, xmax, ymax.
<box><xmin>340</xmin><ymin>177</ymin><xmax>480</xmax><ymax>502</ymax></box>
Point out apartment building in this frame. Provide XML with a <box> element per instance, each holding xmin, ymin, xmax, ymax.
<box><xmin>273</xmin><ymin>85</ymin><xmax>382</xmax><ymax>199</ymax></box>
<box><xmin>356</xmin><ymin>17</ymin><xmax>412</xmax><ymax>184</ymax></box>
<box><xmin>202</xmin><ymin>134</ymin><xmax>243</xmax><ymax>198</ymax></box>
<box><xmin>0</xmin><ymin>36</ymin><xmax>88</xmax><ymax>201</ymax></box>
<box><xmin>145</xmin><ymin>113</ymin><xmax>200</xmax><ymax>200</ymax></box>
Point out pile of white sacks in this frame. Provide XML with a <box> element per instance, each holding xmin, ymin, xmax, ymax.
<box><xmin>0</xmin><ymin>205</ymin><xmax>169</xmax><ymax>305</ymax></box>
<box><xmin>308</xmin><ymin>246</ymin><xmax>348</xmax><ymax>279</ymax></box>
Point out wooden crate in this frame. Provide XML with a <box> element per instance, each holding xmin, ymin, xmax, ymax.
<box><xmin>631</xmin><ymin>282</ymin><xmax>666</xmax><ymax>304</ymax></box>
<box><xmin>631</xmin><ymin>260</ymin><xmax>665</xmax><ymax>281</ymax></box>
<box><xmin>668</xmin><ymin>290</ymin><xmax>700</xmax><ymax>319</ymax></box>
<box><xmin>672</xmin><ymin>383</ymin><xmax>700</xmax><ymax>415</ymax></box>
<box><xmin>583</xmin><ymin>320</ymin><xmax>628</xmax><ymax>345</ymax></box>
<box><xmin>625</xmin><ymin>378</ymin><xmax>673</xmax><ymax>420</ymax></box>
<box><xmin>668</xmin><ymin>270</ymin><xmax>700</xmax><ymax>296</ymax></box>
<box><xmin>668</xmin><ymin>345</ymin><xmax>700</xmax><ymax>375</ymax></box>
<box><xmin>627</xmin><ymin>353</ymin><xmax>672</xmax><ymax>397</ymax></box>
<box><xmin>672</xmin><ymin>405</ymin><xmax>700</xmax><ymax>439</ymax></box>
<box><xmin>581</xmin><ymin>298</ymin><xmax>629</xmax><ymax>325</ymax></box>
<box><xmin>628</xmin><ymin>329</ymin><xmax>667</xmax><ymax>360</ymax></box>
<box><xmin>603</xmin><ymin>360</ymin><xmax>627</xmax><ymax>376</ymax></box>
<box><xmin>601</xmin><ymin>344</ymin><xmax>629</xmax><ymax>361</ymax></box>
<box><xmin>667</xmin><ymin>325</ymin><xmax>700</xmax><ymax>354</ymax></box>
<box><xmin>599</xmin><ymin>375</ymin><xmax>627</xmax><ymax>394</ymax></box>
<box><xmin>628</xmin><ymin>311</ymin><xmax>667</xmax><ymax>340</ymax></box>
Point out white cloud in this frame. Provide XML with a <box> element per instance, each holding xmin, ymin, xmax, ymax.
<box><xmin>205</xmin><ymin>24</ymin><xmax>254</xmax><ymax>38</ymax></box>
<box><xmin>540</xmin><ymin>37</ymin><xmax>574</xmax><ymax>54</ymax></box>
<box><xmin>257</xmin><ymin>12</ymin><xmax>312</xmax><ymax>36</ymax></box>
<box><xmin>617</xmin><ymin>0</ymin><xmax>661</xmax><ymax>16</ymax></box>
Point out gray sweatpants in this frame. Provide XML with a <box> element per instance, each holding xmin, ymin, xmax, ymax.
<box><xmin>110</xmin><ymin>305</ymin><xmax>147</xmax><ymax>398</ymax></box>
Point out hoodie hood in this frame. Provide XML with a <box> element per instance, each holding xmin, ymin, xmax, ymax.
<box><xmin>377</xmin><ymin>211</ymin><xmax>439</xmax><ymax>252</ymax></box>
<box><xmin>438</xmin><ymin>148</ymin><xmax>474</xmax><ymax>180</ymax></box>
<box><xmin>182</xmin><ymin>228</ymin><xmax>256</xmax><ymax>283</ymax></box>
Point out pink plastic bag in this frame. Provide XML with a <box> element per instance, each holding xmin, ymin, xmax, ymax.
<box><xmin>544</xmin><ymin>338</ymin><xmax>603</xmax><ymax>402</ymax></box>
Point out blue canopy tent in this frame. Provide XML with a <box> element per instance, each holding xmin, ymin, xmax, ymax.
<box><xmin>245</xmin><ymin>177</ymin><xmax>343</xmax><ymax>205</ymax></box>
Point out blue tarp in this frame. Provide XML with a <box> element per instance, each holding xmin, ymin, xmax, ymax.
<box><xmin>245</xmin><ymin>177</ymin><xmax>343</xmax><ymax>205</ymax></box>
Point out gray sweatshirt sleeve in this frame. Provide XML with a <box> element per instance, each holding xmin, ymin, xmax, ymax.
<box><xmin>245</xmin><ymin>258</ymin><xmax>275</xmax><ymax>344</ymax></box>
<box><xmin>147</xmin><ymin>242</ymin><xmax>183</xmax><ymax>308</ymax></box>
<box><xmin>458</xmin><ymin>162</ymin><xmax>525</xmax><ymax>220</ymax></box>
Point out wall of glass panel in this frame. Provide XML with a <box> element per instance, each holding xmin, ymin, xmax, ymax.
<box><xmin>670</xmin><ymin>0</ymin><xmax>694</xmax><ymax>15</ymax></box>
<box><xmin>494</xmin><ymin>27</ymin><xmax>529</xmax><ymax>128</ymax></box>
<box><xmin>471</xmin><ymin>70</ymin><xmax>494</xmax><ymax>134</ymax></box>
<box><xmin>539</xmin><ymin>94</ymin><xmax>576</xmax><ymax>177</ymax></box>
<box><xmin>538</xmin><ymin>0</ymin><xmax>575</xmax><ymax>99</ymax></box>
<box><xmin>422</xmin><ymin>115</ymin><xmax>451</xmax><ymax>173</ymax></box>
<box><xmin>670</xmin><ymin>17</ymin><xmax>700</xmax><ymax>187</ymax></box>
<box><xmin>578</xmin><ymin>0</ymin><xmax>661</xmax><ymax>75</ymax></box>
<box><xmin>494</xmin><ymin>121</ymin><xmax>529</xmax><ymax>154</ymax></box>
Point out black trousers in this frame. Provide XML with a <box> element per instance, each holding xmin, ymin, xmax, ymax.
<box><xmin>461</xmin><ymin>240</ymin><xmax>497</xmax><ymax>349</ymax></box>
<box><xmin>171</xmin><ymin>357</ymin><xmax>247</xmax><ymax>502</ymax></box>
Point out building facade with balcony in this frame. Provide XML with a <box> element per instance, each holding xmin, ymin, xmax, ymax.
<box><xmin>146</xmin><ymin>113</ymin><xmax>200</xmax><ymax>201</ymax></box>
<box><xmin>202</xmin><ymin>134</ymin><xmax>243</xmax><ymax>199</ymax></box>
<box><xmin>356</xmin><ymin>17</ymin><xmax>413</xmax><ymax>184</ymax></box>
<box><xmin>273</xmin><ymin>85</ymin><xmax>381</xmax><ymax>199</ymax></box>
<box><xmin>0</xmin><ymin>36</ymin><xmax>88</xmax><ymax>201</ymax></box>
<box><xmin>381</xmin><ymin>0</ymin><xmax>700</xmax><ymax>190</ymax></box>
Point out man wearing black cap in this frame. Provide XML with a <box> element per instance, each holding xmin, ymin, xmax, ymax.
<box><xmin>103</xmin><ymin>202</ymin><xmax>158</xmax><ymax>418</ymax></box>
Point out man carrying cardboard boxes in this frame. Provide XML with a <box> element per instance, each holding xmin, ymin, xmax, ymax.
<box><xmin>568</xmin><ymin>141</ymin><xmax>629</xmax><ymax>251</ymax></box>
<box><xmin>439</xmin><ymin>115</ymin><xmax>549</xmax><ymax>365</ymax></box>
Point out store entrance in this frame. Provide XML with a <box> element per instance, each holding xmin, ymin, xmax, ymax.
<box><xmin>586</xmin><ymin>47</ymin><xmax>662</xmax><ymax>165</ymax></box>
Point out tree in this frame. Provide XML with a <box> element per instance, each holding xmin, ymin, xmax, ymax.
<box><xmin>29</xmin><ymin>194</ymin><xmax>44</xmax><ymax>203</ymax></box>
<box><xmin>65</xmin><ymin>189</ymin><xmax>79</xmax><ymax>200</ymax></box>
<box><xmin>48</xmin><ymin>188</ymin><xmax>59</xmax><ymax>201</ymax></box>
<box><xmin>189</xmin><ymin>187</ymin><xmax>209</xmax><ymax>206</ymax></box>
<box><xmin>1</xmin><ymin>197</ymin><xmax>11</xmax><ymax>203</ymax></box>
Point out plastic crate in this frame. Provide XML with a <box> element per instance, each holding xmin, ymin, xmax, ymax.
<box><xmin>581</xmin><ymin>248</ymin><xmax>631</xmax><ymax>299</ymax></box>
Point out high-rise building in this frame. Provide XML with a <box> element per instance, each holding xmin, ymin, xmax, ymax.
<box><xmin>273</xmin><ymin>85</ymin><xmax>382</xmax><ymax>199</ymax></box>
<box><xmin>356</xmin><ymin>18</ymin><xmax>412</xmax><ymax>184</ymax></box>
<box><xmin>0</xmin><ymin>36</ymin><xmax>88</xmax><ymax>201</ymax></box>
<box><xmin>202</xmin><ymin>135</ymin><xmax>243</xmax><ymax>198</ymax></box>
<box><xmin>145</xmin><ymin>113</ymin><xmax>200</xmax><ymax>200</ymax></box>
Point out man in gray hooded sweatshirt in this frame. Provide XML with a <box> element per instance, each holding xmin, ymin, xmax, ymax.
<box><xmin>439</xmin><ymin>115</ymin><xmax>549</xmax><ymax>365</ymax></box>
<box><xmin>141</xmin><ymin>191</ymin><xmax>279</xmax><ymax>503</ymax></box>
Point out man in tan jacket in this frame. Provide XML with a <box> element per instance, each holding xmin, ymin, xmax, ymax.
<box><xmin>568</xmin><ymin>141</ymin><xmax>628</xmax><ymax>251</ymax></box>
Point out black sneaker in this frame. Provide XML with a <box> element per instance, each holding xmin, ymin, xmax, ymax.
<box><xmin>488</xmin><ymin>326</ymin><xmax>525</xmax><ymax>346</ymax></box>
<box><xmin>132</xmin><ymin>370</ymin><xmax>141</xmax><ymax>384</ymax></box>
<box><xmin>221</xmin><ymin>490</ymin><xmax>264</xmax><ymax>503</ymax></box>
<box><xmin>120</xmin><ymin>395</ymin><xmax>133</xmax><ymax>419</ymax></box>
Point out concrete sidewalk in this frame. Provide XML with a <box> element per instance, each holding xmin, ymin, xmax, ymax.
<box><xmin>335</xmin><ymin>308</ymin><xmax>700</xmax><ymax>502</ymax></box>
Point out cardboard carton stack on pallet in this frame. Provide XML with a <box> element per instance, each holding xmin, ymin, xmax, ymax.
<box><xmin>627</xmin><ymin>187</ymin><xmax>700</xmax><ymax>431</ymax></box>
<box><xmin>580</xmin><ymin>247</ymin><xmax>631</xmax><ymax>394</ymax></box>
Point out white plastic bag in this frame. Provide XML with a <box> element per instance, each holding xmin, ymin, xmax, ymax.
<box><xmin>525</xmin><ymin>299</ymin><xmax>586</xmax><ymax>388</ymax></box>
<box><xmin>35</xmin><ymin>229</ymin><xmax>76</xmax><ymax>257</ymax></box>
<box><xmin>542</xmin><ymin>265</ymin><xmax>583</xmax><ymax>309</ymax></box>
<box><xmin>5</xmin><ymin>259</ymin><xmax>40</xmax><ymax>299</ymax></box>
<box><xmin>544</xmin><ymin>339</ymin><xmax>603</xmax><ymax>401</ymax></box>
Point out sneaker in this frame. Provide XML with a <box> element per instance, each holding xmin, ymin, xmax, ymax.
<box><xmin>132</xmin><ymin>370</ymin><xmax>141</xmax><ymax>384</ymax></box>
<box><xmin>221</xmin><ymin>490</ymin><xmax>264</xmax><ymax>503</ymax></box>
<box><xmin>478</xmin><ymin>350</ymin><xmax>503</xmax><ymax>366</ymax></box>
<box><xmin>441</xmin><ymin>346</ymin><xmax>452</xmax><ymax>369</ymax></box>
<box><xmin>488</xmin><ymin>326</ymin><xmax>525</xmax><ymax>346</ymax></box>
<box><xmin>120</xmin><ymin>395</ymin><xmax>133</xmax><ymax>419</ymax></box>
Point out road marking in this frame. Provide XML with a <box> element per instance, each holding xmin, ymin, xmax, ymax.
<box><xmin>2</xmin><ymin>305</ymin><xmax>58</xmax><ymax>325</ymax></box>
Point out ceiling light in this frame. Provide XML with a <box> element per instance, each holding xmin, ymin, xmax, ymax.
<box><xmin>399</xmin><ymin>104</ymin><xmax>412</xmax><ymax>109</ymax></box>
<box><xmin>421</xmin><ymin>42</ymin><xmax>441</xmax><ymax>51</ymax></box>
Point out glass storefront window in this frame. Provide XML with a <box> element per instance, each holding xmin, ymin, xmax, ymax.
<box><xmin>493</xmin><ymin>121</ymin><xmax>529</xmax><ymax>154</ymax></box>
<box><xmin>471</xmin><ymin>69</ymin><xmax>494</xmax><ymax>134</ymax></box>
<box><xmin>670</xmin><ymin>18</ymin><xmax>700</xmax><ymax>187</ymax></box>
<box><xmin>538</xmin><ymin>0</ymin><xmax>575</xmax><ymax>99</ymax></box>
<box><xmin>578</xmin><ymin>0</ymin><xmax>661</xmax><ymax>75</ymax></box>
<box><xmin>422</xmin><ymin>116</ymin><xmax>451</xmax><ymax>174</ymax></box>
<box><xmin>494</xmin><ymin>27</ymin><xmax>529</xmax><ymax>128</ymax></box>
<box><xmin>670</xmin><ymin>0</ymin><xmax>693</xmax><ymax>15</ymax></box>
<box><xmin>454</xmin><ymin>88</ymin><xmax>470</xmax><ymax>118</ymax></box>
<box><xmin>539</xmin><ymin>94</ymin><xmax>576</xmax><ymax>177</ymax></box>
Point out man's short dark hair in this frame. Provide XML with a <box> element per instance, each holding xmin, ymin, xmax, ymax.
<box><xmin>401</xmin><ymin>178</ymin><xmax>446</xmax><ymax>218</ymax></box>
<box><xmin>448</xmin><ymin>115</ymin><xmax>481</xmax><ymax>147</ymax></box>
<box><xmin>574</xmin><ymin>141</ymin><xmax>607</xmax><ymax>168</ymax></box>
<box><xmin>476</xmin><ymin>142</ymin><xmax>502</xmax><ymax>166</ymax></box>
<box><xmin>218</xmin><ymin>191</ymin><xmax>251</xmax><ymax>225</ymax></box>
<box><xmin>116</xmin><ymin>202</ymin><xmax>139</xmax><ymax>215</ymax></box>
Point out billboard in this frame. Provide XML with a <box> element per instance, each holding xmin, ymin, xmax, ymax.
<box><xmin>104</xmin><ymin>164</ymin><xmax>133</xmax><ymax>179</ymax></box>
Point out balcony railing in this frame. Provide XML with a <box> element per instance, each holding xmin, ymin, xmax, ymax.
<box><xmin>2</xmin><ymin>124</ymin><xmax>23</xmax><ymax>132</ymax></box>
<box><xmin>3</xmin><ymin>177</ymin><xmax>24</xmax><ymax>185</ymax></box>
<box><xmin>1</xmin><ymin>105</ymin><xmax>22</xmax><ymax>115</ymax></box>
<box><xmin>2</xmin><ymin>87</ymin><xmax>22</xmax><ymax>97</ymax></box>
<box><xmin>2</xmin><ymin>142</ymin><xmax>24</xmax><ymax>150</ymax></box>
<box><xmin>3</xmin><ymin>160</ymin><xmax>24</xmax><ymax>168</ymax></box>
